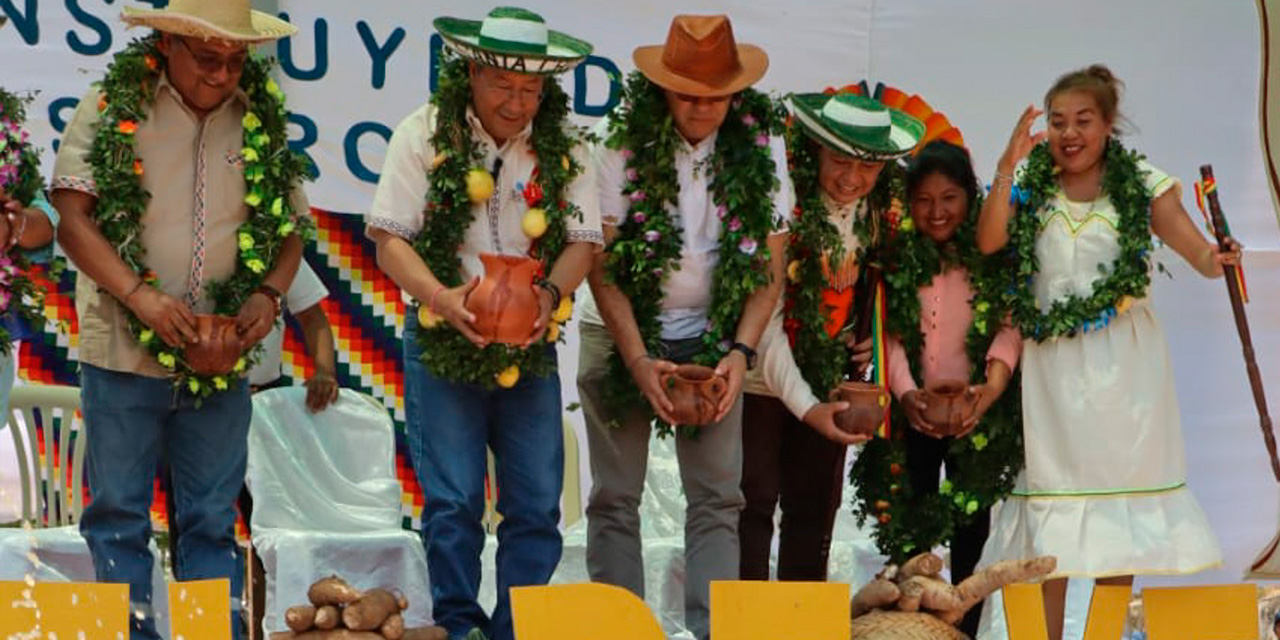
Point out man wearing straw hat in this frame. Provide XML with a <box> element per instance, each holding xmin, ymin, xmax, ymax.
<box><xmin>366</xmin><ymin>7</ymin><xmax>600</xmax><ymax>640</ymax></box>
<box><xmin>575</xmin><ymin>14</ymin><xmax>791</xmax><ymax>640</ymax></box>
<box><xmin>51</xmin><ymin>1</ymin><xmax>304</xmax><ymax>637</ymax></box>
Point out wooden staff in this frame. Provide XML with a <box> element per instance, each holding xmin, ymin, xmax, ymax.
<box><xmin>1199</xmin><ymin>165</ymin><xmax>1280</xmax><ymax>481</ymax></box>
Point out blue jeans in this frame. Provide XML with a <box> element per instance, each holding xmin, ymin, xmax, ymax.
<box><xmin>404</xmin><ymin>316</ymin><xmax>564</xmax><ymax>640</ymax></box>
<box><xmin>79</xmin><ymin>363</ymin><xmax>251</xmax><ymax>640</ymax></box>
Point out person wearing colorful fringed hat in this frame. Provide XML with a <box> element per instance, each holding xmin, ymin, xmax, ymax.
<box><xmin>573</xmin><ymin>14</ymin><xmax>792</xmax><ymax>640</ymax></box>
<box><xmin>50</xmin><ymin>1</ymin><xmax>306</xmax><ymax>638</ymax></box>
<box><xmin>365</xmin><ymin>7</ymin><xmax>601</xmax><ymax>640</ymax></box>
<box><xmin>736</xmin><ymin>91</ymin><xmax>921</xmax><ymax>585</ymax></box>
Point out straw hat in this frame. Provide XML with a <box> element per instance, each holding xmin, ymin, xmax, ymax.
<box><xmin>632</xmin><ymin>15</ymin><xmax>768</xmax><ymax>97</ymax></box>
<box><xmin>789</xmin><ymin>92</ymin><xmax>924</xmax><ymax>161</ymax></box>
<box><xmin>121</xmin><ymin>0</ymin><xmax>297</xmax><ymax>44</ymax></box>
<box><xmin>434</xmin><ymin>7</ymin><xmax>593</xmax><ymax>75</ymax></box>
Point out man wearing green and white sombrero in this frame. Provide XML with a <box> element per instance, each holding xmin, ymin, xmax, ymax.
<box><xmin>52</xmin><ymin>1</ymin><xmax>304</xmax><ymax>638</ymax></box>
<box><xmin>366</xmin><ymin>7</ymin><xmax>601</xmax><ymax>640</ymax></box>
<box><xmin>740</xmin><ymin>90</ymin><xmax>922</xmax><ymax>591</ymax></box>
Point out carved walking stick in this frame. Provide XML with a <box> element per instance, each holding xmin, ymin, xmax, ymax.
<box><xmin>1199</xmin><ymin>165</ymin><xmax>1280</xmax><ymax>481</ymax></box>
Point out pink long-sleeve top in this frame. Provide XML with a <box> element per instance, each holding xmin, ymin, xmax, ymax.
<box><xmin>886</xmin><ymin>266</ymin><xmax>1022</xmax><ymax>398</ymax></box>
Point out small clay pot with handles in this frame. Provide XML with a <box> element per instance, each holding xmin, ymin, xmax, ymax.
<box><xmin>182</xmin><ymin>314</ymin><xmax>244</xmax><ymax>376</ymax></box>
<box><xmin>659</xmin><ymin>364</ymin><xmax>729</xmax><ymax>426</ymax></box>
<box><xmin>917</xmin><ymin>379</ymin><xmax>983</xmax><ymax>436</ymax></box>
<box><xmin>829</xmin><ymin>381</ymin><xmax>889</xmax><ymax>437</ymax></box>
<box><xmin>464</xmin><ymin>253</ymin><xmax>543</xmax><ymax>345</ymax></box>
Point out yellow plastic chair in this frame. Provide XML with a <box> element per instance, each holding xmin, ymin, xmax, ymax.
<box><xmin>1143</xmin><ymin>584</ymin><xmax>1256</xmax><ymax>640</ymax></box>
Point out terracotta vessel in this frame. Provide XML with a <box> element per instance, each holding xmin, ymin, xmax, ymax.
<box><xmin>917</xmin><ymin>379</ymin><xmax>983</xmax><ymax>436</ymax></box>
<box><xmin>183</xmin><ymin>314</ymin><xmax>244</xmax><ymax>376</ymax></box>
<box><xmin>659</xmin><ymin>364</ymin><xmax>729</xmax><ymax>426</ymax></box>
<box><xmin>829</xmin><ymin>381</ymin><xmax>890</xmax><ymax>436</ymax></box>
<box><xmin>465</xmin><ymin>253</ymin><xmax>542</xmax><ymax>345</ymax></box>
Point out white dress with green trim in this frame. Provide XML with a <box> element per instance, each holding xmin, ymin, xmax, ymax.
<box><xmin>980</xmin><ymin>161</ymin><xmax>1222</xmax><ymax>577</ymax></box>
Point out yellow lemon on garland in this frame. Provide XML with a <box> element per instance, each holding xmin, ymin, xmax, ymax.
<box><xmin>417</xmin><ymin>306</ymin><xmax>444</xmax><ymax>328</ymax></box>
<box><xmin>496</xmin><ymin>365</ymin><xmax>520</xmax><ymax>388</ymax></box>
<box><xmin>522</xmin><ymin>207</ymin><xmax>548</xmax><ymax>239</ymax></box>
<box><xmin>552</xmin><ymin>296</ymin><xmax>573</xmax><ymax>323</ymax></box>
<box><xmin>786</xmin><ymin>260</ymin><xmax>800</xmax><ymax>283</ymax></box>
<box><xmin>546</xmin><ymin>322</ymin><xmax>561</xmax><ymax>342</ymax></box>
<box><xmin>466</xmin><ymin>168</ymin><xmax>495</xmax><ymax>203</ymax></box>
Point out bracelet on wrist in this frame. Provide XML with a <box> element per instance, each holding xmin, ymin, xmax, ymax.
<box><xmin>538</xmin><ymin>280</ymin><xmax>562</xmax><ymax>311</ymax></box>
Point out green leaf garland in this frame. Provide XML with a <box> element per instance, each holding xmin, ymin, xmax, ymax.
<box><xmin>411</xmin><ymin>54</ymin><xmax>587</xmax><ymax>386</ymax></box>
<box><xmin>602</xmin><ymin>71</ymin><xmax>785</xmax><ymax>437</ymax></box>
<box><xmin>1005</xmin><ymin>139</ymin><xmax>1153</xmax><ymax>341</ymax></box>
<box><xmin>89</xmin><ymin>35</ymin><xmax>312</xmax><ymax>398</ymax></box>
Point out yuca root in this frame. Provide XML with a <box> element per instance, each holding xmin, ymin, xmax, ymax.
<box><xmin>286</xmin><ymin>630</ymin><xmax>386</xmax><ymax>640</ymax></box>
<box><xmin>308</xmin><ymin>575</ymin><xmax>362</xmax><ymax>607</ymax></box>
<box><xmin>285</xmin><ymin>605</ymin><xmax>318</xmax><ymax>632</ymax></box>
<box><xmin>380</xmin><ymin>613</ymin><xmax>405</xmax><ymax>640</ymax></box>
<box><xmin>896</xmin><ymin>578</ymin><xmax>922</xmax><ymax>613</ymax></box>
<box><xmin>400</xmin><ymin>627</ymin><xmax>450</xmax><ymax>640</ymax></box>
<box><xmin>314</xmin><ymin>605</ymin><xmax>340</xmax><ymax>630</ymax></box>
<box><xmin>936</xmin><ymin>556</ymin><xmax>1058</xmax><ymax>625</ymax></box>
<box><xmin>904</xmin><ymin>575</ymin><xmax>962</xmax><ymax>612</ymax></box>
<box><xmin>343</xmin><ymin>588</ymin><xmax>402</xmax><ymax>631</ymax></box>
<box><xmin>851</xmin><ymin>578</ymin><xmax>902</xmax><ymax>617</ymax></box>
<box><xmin>898</xmin><ymin>552</ymin><xmax>944</xmax><ymax>580</ymax></box>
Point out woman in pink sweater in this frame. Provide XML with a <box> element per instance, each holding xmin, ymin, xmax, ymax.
<box><xmin>852</xmin><ymin>140</ymin><xmax>1023</xmax><ymax>636</ymax></box>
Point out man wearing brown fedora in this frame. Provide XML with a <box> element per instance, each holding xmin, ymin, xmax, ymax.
<box><xmin>576</xmin><ymin>14</ymin><xmax>792</xmax><ymax>640</ymax></box>
<box><xmin>51</xmin><ymin>1</ymin><xmax>306</xmax><ymax>637</ymax></box>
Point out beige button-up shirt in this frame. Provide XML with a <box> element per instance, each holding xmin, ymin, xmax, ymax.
<box><xmin>53</xmin><ymin>75</ymin><xmax>306</xmax><ymax>378</ymax></box>
<box><xmin>366</xmin><ymin>102</ymin><xmax>603</xmax><ymax>302</ymax></box>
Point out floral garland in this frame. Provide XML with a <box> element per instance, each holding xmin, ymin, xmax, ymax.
<box><xmin>1006</xmin><ymin>139</ymin><xmax>1153</xmax><ymax>341</ymax></box>
<box><xmin>848</xmin><ymin>197</ymin><xmax>1024</xmax><ymax>562</ymax></box>
<box><xmin>602</xmin><ymin>70</ymin><xmax>785</xmax><ymax>435</ymax></box>
<box><xmin>88</xmin><ymin>35</ymin><xmax>311</xmax><ymax>398</ymax></box>
<box><xmin>781</xmin><ymin>128</ymin><xmax>902</xmax><ymax>398</ymax></box>
<box><xmin>0</xmin><ymin>88</ymin><xmax>52</xmax><ymax>355</ymax></box>
<box><xmin>411</xmin><ymin>54</ymin><xmax>586</xmax><ymax>387</ymax></box>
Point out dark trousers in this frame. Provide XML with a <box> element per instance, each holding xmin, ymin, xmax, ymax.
<box><xmin>904</xmin><ymin>426</ymin><xmax>991</xmax><ymax>636</ymax></box>
<box><xmin>739</xmin><ymin>393</ymin><xmax>847</xmax><ymax>581</ymax></box>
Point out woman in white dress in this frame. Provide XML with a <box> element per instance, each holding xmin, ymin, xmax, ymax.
<box><xmin>975</xmin><ymin>65</ymin><xmax>1241</xmax><ymax>640</ymax></box>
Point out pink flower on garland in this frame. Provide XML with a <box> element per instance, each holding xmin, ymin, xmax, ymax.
<box><xmin>738</xmin><ymin>237</ymin><xmax>758</xmax><ymax>255</ymax></box>
<box><xmin>728</xmin><ymin>217</ymin><xmax>743</xmax><ymax>232</ymax></box>
<box><xmin>716</xmin><ymin>204</ymin><xmax>727</xmax><ymax>220</ymax></box>
<box><xmin>620</xmin><ymin>148</ymin><xmax>634</xmax><ymax>159</ymax></box>
<box><xmin>755</xmin><ymin>134</ymin><xmax>769</xmax><ymax>147</ymax></box>
<box><xmin>742</xmin><ymin>114</ymin><xmax>757</xmax><ymax>127</ymax></box>
<box><xmin>631</xmin><ymin>211</ymin><xmax>647</xmax><ymax>224</ymax></box>
<box><xmin>625</xmin><ymin>167</ymin><xmax>638</xmax><ymax>182</ymax></box>
<box><xmin>644</xmin><ymin>230</ymin><xmax>661</xmax><ymax>243</ymax></box>
<box><xmin>629</xmin><ymin>190</ymin><xmax>646</xmax><ymax>203</ymax></box>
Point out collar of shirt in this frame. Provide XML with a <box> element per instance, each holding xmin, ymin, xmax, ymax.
<box><xmin>820</xmin><ymin>192</ymin><xmax>866</xmax><ymax>225</ymax></box>
<box><xmin>677</xmin><ymin>130</ymin><xmax>718</xmax><ymax>160</ymax></box>
<box><xmin>153</xmin><ymin>71</ymin><xmax>249</xmax><ymax>121</ymax></box>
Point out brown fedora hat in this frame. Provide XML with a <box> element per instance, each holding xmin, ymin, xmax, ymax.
<box><xmin>633</xmin><ymin>15</ymin><xmax>768</xmax><ymax>97</ymax></box>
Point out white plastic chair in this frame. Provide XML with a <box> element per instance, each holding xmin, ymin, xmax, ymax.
<box><xmin>246</xmin><ymin>387</ymin><xmax>431</xmax><ymax>636</ymax></box>
<box><xmin>0</xmin><ymin>383</ymin><xmax>169</xmax><ymax>634</ymax></box>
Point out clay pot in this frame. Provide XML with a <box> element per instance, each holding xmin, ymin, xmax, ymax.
<box><xmin>829</xmin><ymin>381</ymin><xmax>890</xmax><ymax>437</ymax></box>
<box><xmin>182</xmin><ymin>314</ymin><xmax>244</xmax><ymax>376</ymax></box>
<box><xmin>917</xmin><ymin>379</ymin><xmax>983</xmax><ymax>437</ymax></box>
<box><xmin>465</xmin><ymin>253</ymin><xmax>542</xmax><ymax>345</ymax></box>
<box><xmin>659</xmin><ymin>364</ymin><xmax>729</xmax><ymax>426</ymax></box>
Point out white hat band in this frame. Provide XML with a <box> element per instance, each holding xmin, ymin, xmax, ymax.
<box><xmin>479</xmin><ymin>16</ymin><xmax>548</xmax><ymax>47</ymax></box>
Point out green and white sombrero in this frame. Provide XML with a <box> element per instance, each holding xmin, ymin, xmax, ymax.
<box><xmin>790</xmin><ymin>92</ymin><xmax>925</xmax><ymax>161</ymax></box>
<box><xmin>434</xmin><ymin>7</ymin><xmax>592</xmax><ymax>75</ymax></box>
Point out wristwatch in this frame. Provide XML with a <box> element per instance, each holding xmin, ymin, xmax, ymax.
<box><xmin>730</xmin><ymin>342</ymin><xmax>757</xmax><ymax>370</ymax></box>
